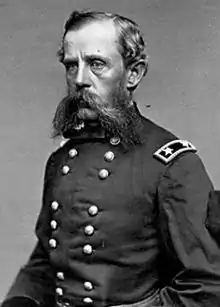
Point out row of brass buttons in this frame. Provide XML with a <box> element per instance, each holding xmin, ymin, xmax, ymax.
<box><xmin>54</xmin><ymin>136</ymin><xmax>120</xmax><ymax>304</ymax></box>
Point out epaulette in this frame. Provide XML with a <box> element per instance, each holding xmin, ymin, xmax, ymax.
<box><xmin>153</xmin><ymin>139</ymin><xmax>197</xmax><ymax>164</ymax></box>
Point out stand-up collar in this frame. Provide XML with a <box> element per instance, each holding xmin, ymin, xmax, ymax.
<box><xmin>63</xmin><ymin>123</ymin><xmax>106</xmax><ymax>141</ymax></box>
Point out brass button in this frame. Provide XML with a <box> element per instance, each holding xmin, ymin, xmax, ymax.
<box><xmin>49</xmin><ymin>238</ymin><xmax>57</xmax><ymax>248</ymax></box>
<box><xmin>51</xmin><ymin>201</ymin><xmax>59</xmax><ymax>211</ymax></box>
<box><xmin>84</xmin><ymin>281</ymin><xmax>93</xmax><ymax>291</ymax></box>
<box><xmin>56</xmin><ymin>287</ymin><xmax>63</xmax><ymax>296</ymax></box>
<box><xmin>98</xmin><ymin>169</ymin><xmax>109</xmax><ymax>179</ymax></box>
<box><xmin>110</xmin><ymin>137</ymin><xmax>120</xmax><ymax>145</ymax></box>
<box><xmin>83</xmin><ymin>244</ymin><xmax>93</xmax><ymax>255</ymax></box>
<box><xmin>57</xmin><ymin>272</ymin><xmax>64</xmax><ymax>280</ymax></box>
<box><xmin>50</xmin><ymin>220</ymin><xmax>58</xmax><ymax>230</ymax></box>
<box><xmin>83</xmin><ymin>297</ymin><xmax>93</xmax><ymax>304</ymax></box>
<box><xmin>62</xmin><ymin>165</ymin><xmax>70</xmax><ymax>175</ymax></box>
<box><xmin>88</xmin><ymin>205</ymin><xmax>98</xmax><ymax>216</ymax></box>
<box><xmin>104</xmin><ymin>151</ymin><xmax>115</xmax><ymax>162</ymax></box>
<box><xmin>69</xmin><ymin>148</ymin><xmax>78</xmax><ymax>158</ymax></box>
<box><xmin>84</xmin><ymin>225</ymin><xmax>95</xmax><ymax>236</ymax></box>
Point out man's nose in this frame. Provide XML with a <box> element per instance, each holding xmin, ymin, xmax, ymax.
<box><xmin>75</xmin><ymin>65</ymin><xmax>91</xmax><ymax>90</ymax></box>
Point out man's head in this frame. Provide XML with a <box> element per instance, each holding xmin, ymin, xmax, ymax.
<box><xmin>52</xmin><ymin>10</ymin><xmax>148</xmax><ymax>147</ymax></box>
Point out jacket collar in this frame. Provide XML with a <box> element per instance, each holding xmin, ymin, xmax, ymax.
<box><xmin>62</xmin><ymin>122</ymin><xmax>106</xmax><ymax>141</ymax></box>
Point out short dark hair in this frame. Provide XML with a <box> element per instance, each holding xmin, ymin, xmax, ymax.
<box><xmin>57</xmin><ymin>10</ymin><xmax>148</xmax><ymax>75</ymax></box>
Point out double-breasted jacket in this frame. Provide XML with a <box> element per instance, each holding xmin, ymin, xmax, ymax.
<box><xmin>3</xmin><ymin>113</ymin><xmax>220</xmax><ymax>307</ymax></box>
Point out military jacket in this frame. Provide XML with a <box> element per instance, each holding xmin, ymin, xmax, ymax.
<box><xmin>3</xmin><ymin>113</ymin><xmax>220</xmax><ymax>307</ymax></box>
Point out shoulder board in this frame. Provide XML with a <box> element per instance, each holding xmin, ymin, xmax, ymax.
<box><xmin>153</xmin><ymin>140</ymin><xmax>197</xmax><ymax>164</ymax></box>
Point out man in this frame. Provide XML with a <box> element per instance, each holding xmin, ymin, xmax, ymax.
<box><xmin>2</xmin><ymin>10</ymin><xmax>220</xmax><ymax>307</ymax></box>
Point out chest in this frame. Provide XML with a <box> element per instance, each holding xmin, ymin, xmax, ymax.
<box><xmin>46</xmin><ymin>141</ymin><xmax>161</xmax><ymax>237</ymax></box>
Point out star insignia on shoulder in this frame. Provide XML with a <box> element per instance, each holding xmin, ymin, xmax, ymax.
<box><xmin>153</xmin><ymin>139</ymin><xmax>197</xmax><ymax>164</ymax></box>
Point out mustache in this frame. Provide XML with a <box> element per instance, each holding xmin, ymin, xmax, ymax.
<box><xmin>52</xmin><ymin>88</ymin><xmax>121</xmax><ymax>137</ymax></box>
<box><xmin>68</xmin><ymin>88</ymin><xmax>103</xmax><ymax>109</ymax></box>
<box><xmin>68</xmin><ymin>88</ymin><xmax>123</xmax><ymax>123</ymax></box>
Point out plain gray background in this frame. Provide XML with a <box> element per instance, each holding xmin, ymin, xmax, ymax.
<box><xmin>1</xmin><ymin>0</ymin><xmax>220</xmax><ymax>298</ymax></box>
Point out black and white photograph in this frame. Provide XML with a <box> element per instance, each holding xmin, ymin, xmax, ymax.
<box><xmin>1</xmin><ymin>1</ymin><xmax>220</xmax><ymax>306</ymax></box>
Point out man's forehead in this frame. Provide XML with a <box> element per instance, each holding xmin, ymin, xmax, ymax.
<box><xmin>63</xmin><ymin>20</ymin><xmax>119</xmax><ymax>55</ymax></box>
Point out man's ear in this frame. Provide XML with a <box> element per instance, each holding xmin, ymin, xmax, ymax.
<box><xmin>126</xmin><ymin>60</ymin><xmax>148</xmax><ymax>91</ymax></box>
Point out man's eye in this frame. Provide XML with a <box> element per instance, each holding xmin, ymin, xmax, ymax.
<box><xmin>65</xmin><ymin>63</ymin><xmax>78</xmax><ymax>72</ymax></box>
<box><xmin>90</xmin><ymin>61</ymin><xmax>105</xmax><ymax>70</ymax></box>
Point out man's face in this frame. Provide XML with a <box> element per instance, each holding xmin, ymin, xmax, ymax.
<box><xmin>63</xmin><ymin>19</ymin><xmax>126</xmax><ymax>114</ymax></box>
<box><xmin>53</xmin><ymin>19</ymin><xmax>142</xmax><ymax>148</ymax></box>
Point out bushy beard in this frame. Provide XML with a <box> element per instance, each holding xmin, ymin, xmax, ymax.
<box><xmin>51</xmin><ymin>81</ymin><xmax>143</xmax><ymax>149</ymax></box>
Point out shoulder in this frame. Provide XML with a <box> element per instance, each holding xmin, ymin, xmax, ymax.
<box><xmin>140</xmin><ymin>116</ymin><xmax>178</xmax><ymax>155</ymax></box>
<box><xmin>154</xmin><ymin>139</ymin><xmax>212</xmax><ymax>193</ymax></box>
<box><xmin>44</xmin><ymin>138</ymin><xmax>73</xmax><ymax>174</ymax></box>
<box><xmin>140</xmin><ymin>116</ymin><xmax>199</xmax><ymax>167</ymax></box>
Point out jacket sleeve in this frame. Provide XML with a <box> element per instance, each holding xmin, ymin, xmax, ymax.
<box><xmin>205</xmin><ymin>190</ymin><xmax>220</xmax><ymax>246</ymax></box>
<box><xmin>2</xmin><ymin>154</ymin><xmax>56</xmax><ymax>307</ymax></box>
<box><xmin>2</xmin><ymin>242</ymin><xmax>56</xmax><ymax>307</ymax></box>
<box><xmin>157</xmin><ymin>151</ymin><xmax>220</xmax><ymax>306</ymax></box>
